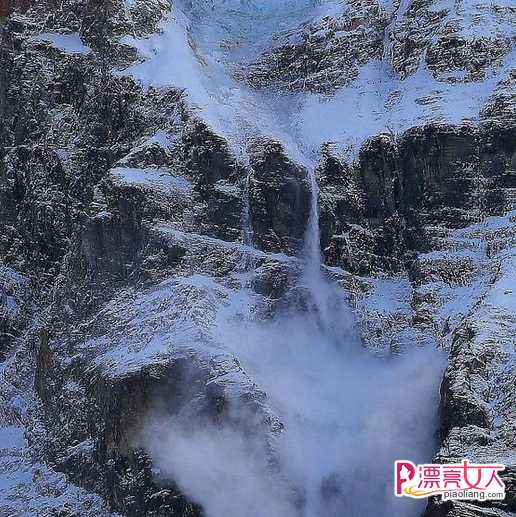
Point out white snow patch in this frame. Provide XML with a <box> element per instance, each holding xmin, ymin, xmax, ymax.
<box><xmin>119</xmin><ymin>0</ymin><xmax>516</xmax><ymax>163</ymax></box>
<box><xmin>0</xmin><ymin>426</ymin><xmax>24</xmax><ymax>451</ymax></box>
<box><xmin>110</xmin><ymin>167</ymin><xmax>192</xmax><ymax>192</ymax></box>
<box><xmin>293</xmin><ymin>51</ymin><xmax>516</xmax><ymax>157</ymax></box>
<box><xmin>359</xmin><ymin>276</ymin><xmax>413</xmax><ymax>315</ymax></box>
<box><xmin>145</xmin><ymin>129</ymin><xmax>175</xmax><ymax>147</ymax></box>
<box><xmin>31</xmin><ymin>32</ymin><xmax>91</xmax><ymax>55</ymax></box>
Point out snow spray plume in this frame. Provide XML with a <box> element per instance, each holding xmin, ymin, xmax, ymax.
<box><xmin>143</xmin><ymin>167</ymin><xmax>444</xmax><ymax>517</ymax></box>
<box><xmin>143</xmin><ymin>276</ymin><xmax>443</xmax><ymax>517</ymax></box>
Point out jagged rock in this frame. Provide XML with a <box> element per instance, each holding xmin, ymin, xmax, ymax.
<box><xmin>246</xmin><ymin>0</ymin><xmax>387</xmax><ymax>93</ymax></box>
<box><xmin>0</xmin><ymin>146</ymin><xmax>76</xmax><ymax>277</ymax></box>
<box><xmin>387</xmin><ymin>0</ymin><xmax>516</xmax><ymax>82</ymax></box>
<box><xmin>180</xmin><ymin>119</ymin><xmax>245</xmax><ymax>242</ymax></box>
<box><xmin>422</xmin><ymin>216</ymin><xmax>516</xmax><ymax>517</ymax></box>
<box><xmin>248</xmin><ymin>139</ymin><xmax>311</xmax><ymax>255</ymax></box>
<box><xmin>317</xmin><ymin>145</ymin><xmax>365</xmax><ymax>267</ymax></box>
<box><xmin>0</xmin><ymin>266</ymin><xmax>29</xmax><ymax>360</ymax></box>
<box><xmin>425</xmin><ymin>499</ymin><xmax>516</xmax><ymax>517</ymax></box>
<box><xmin>318</xmin><ymin>123</ymin><xmax>516</xmax><ymax>275</ymax></box>
<box><xmin>0</xmin><ymin>0</ymin><xmax>31</xmax><ymax>18</ymax></box>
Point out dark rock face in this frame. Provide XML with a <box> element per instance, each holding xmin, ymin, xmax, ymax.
<box><xmin>180</xmin><ymin>119</ymin><xmax>245</xmax><ymax>242</ymax></box>
<box><xmin>317</xmin><ymin>123</ymin><xmax>516</xmax><ymax>275</ymax></box>
<box><xmin>0</xmin><ymin>10</ymin><xmax>177</xmax><ymax>282</ymax></box>
<box><xmin>360</xmin><ymin>123</ymin><xmax>516</xmax><ymax>228</ymax></box>
<box><xmin>248</xmin><ymin>139</ymin><xmax>311</xmax><ymax>254</ymax></box>
<box><xmin>0</xmin><ymin>0</ymin><xmax>31</xmax><ymax>18</ymax></box>
<box><xmin>317</xmin><ymin>146</ymin><xmax>364</xmax><ymax>246</ymax></box>
<box><xmin>0</xmin><ymin>266</ymin><xmax>28</xmax><ymax>360</ymax></box>
<box><xmin>0</xmin><ymin>146</ymin><xmax>74</xmax><ymax>277</ymax></box>
<box><xmin>35</xmin><ymin>342</ymin><xmax>204</xmax><ymax>517</ymax></box>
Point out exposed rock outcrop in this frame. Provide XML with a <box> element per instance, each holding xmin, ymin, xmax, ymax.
<box><xmin>248</xmin><ymin>139</ymin><xmax>311</xmax><ymax>254</ymax></box>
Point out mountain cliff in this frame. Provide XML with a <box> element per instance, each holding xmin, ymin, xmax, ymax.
<box><xmin>0</xmin><ymin>0</ymin><xmax>515</xmax><ymax>516</ymax></box>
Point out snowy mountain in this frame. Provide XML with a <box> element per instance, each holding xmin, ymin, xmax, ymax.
<box><xmin>0</xmin><ymin>0</ymin><xmax>515</xmax><ymax>516</ymax></box>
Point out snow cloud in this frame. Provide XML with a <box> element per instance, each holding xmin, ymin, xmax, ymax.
<box><xmin>143</xmin><ymin>268</ymin><xmax>444</xmax><ymax>517</ymax></box>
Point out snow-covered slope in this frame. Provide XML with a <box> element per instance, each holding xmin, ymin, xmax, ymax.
<box><xmin>121</xmin><ymin>0</ymin><xmax>516</xmax><ymax>157</ymax></box>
